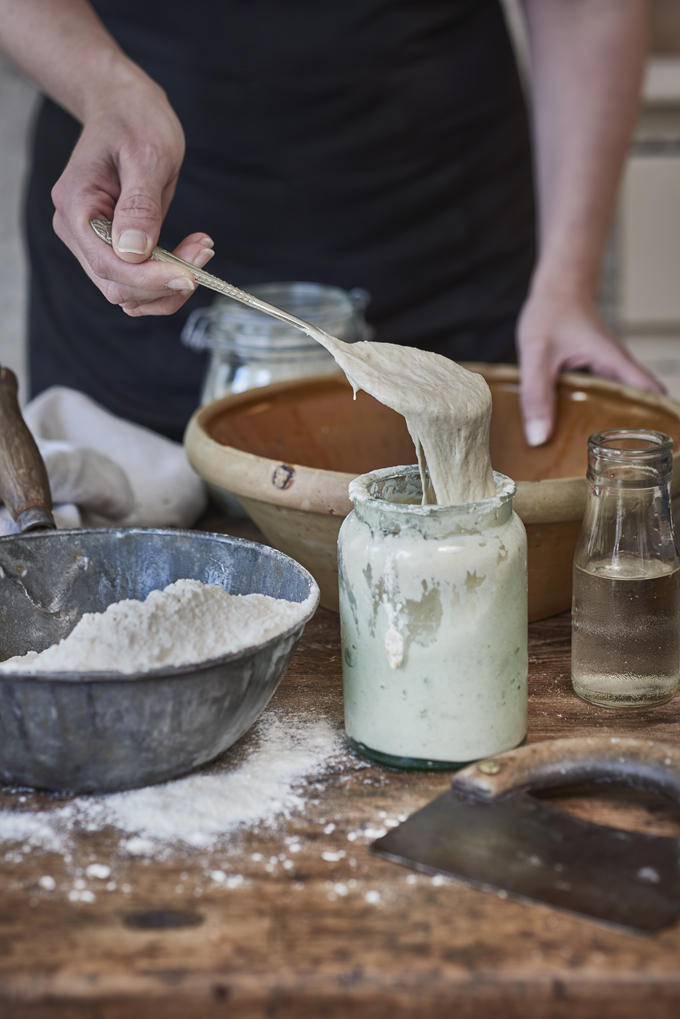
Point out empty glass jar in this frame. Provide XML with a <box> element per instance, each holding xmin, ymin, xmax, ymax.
<box><xmin>181</xmin><ymin>281</ymin><xmax>371</xmax><ymax>405</ymax></box>
<box><xmin>571</xmin><ymin>429</ymin><xmax>680</xmax><ymax>708</ymax></box>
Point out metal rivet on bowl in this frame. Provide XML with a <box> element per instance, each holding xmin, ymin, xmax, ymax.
<box><xmin>123</xmin><ymin>909</ymin><xmax>204</xmax><ymax>930</ymax></box>
<box><xmin>272</xmin><ymin>464</ymin><xmax>295</xmax><ymax>490</ymax></box>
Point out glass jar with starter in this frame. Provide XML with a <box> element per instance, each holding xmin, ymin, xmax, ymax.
<box><xmin>571</xmin><ymin>428</ymin><xmax>680</xmax><ymax>709</ymax></box>
<box><xmin>182</xmin><ymin>281</ymin><xmax>371</xmax><ymax>406</ymax></box>
<box><xmin>338</xmin><ymin>465</ymin><xmax>528</xmax><ymax>770</ymax></box>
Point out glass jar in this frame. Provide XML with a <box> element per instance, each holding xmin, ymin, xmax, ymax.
<box><xmin>181</xmin><ymin>281</ymin><xmax>371</xmax><ymax>406</ymax></box>
<box><xmin>571</xmin><ymin>429</ymin><xmax>680</xmax><ymax>709</ymax></box>
<box><xmin>338</xmin><ymin>465</ymin><xmax>528</xmax><ymax>769</ymax></box>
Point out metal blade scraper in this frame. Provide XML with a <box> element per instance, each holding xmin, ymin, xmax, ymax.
<box><xmin>372</xmin><ymin>737</ymin><xmax>680</xmax><ymax>934</ymax></box>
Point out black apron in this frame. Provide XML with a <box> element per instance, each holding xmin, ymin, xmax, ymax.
<box><xmin>26</xmin><ymin>0</ymin><xmax>535</xmax><ymax>441</ymax></box>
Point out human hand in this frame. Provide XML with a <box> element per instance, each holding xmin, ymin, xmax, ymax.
<box><xmin>51</xmin><ymin>73</ymin><xmax>213</xmax><ymax>316</ymax></box>
<box><xmin>516</xmin><ymin>283</ymin><xmax>663</xmax><ymax>446</ymax></box>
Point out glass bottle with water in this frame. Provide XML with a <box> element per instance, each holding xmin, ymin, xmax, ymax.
<box><xmin>571</xmin><ymin>429</ymin><xmax>680</xmax><ymax>708</ymax></box>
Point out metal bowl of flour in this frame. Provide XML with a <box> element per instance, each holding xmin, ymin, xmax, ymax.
<box><xmin>0</xmin><ymin>528</ymin><xmax>319</xmax><ymax>793</ymax></box>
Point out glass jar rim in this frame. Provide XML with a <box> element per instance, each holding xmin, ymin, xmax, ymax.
<box><xmin>181</xmin><ymin>281</ymin><xmax>370</xmax><ymax>352</ymax></box>
<box><xmin>349</xmin><ymin>464</ymin><xmax>517</xmax><ymax>514</ymax></box>
<box><xmin>208</xmin><ymin>337</ymin><xmax>338</xmax><ymax>357</ymax></box>
<box><xmin>213</xmin><ymin>281</ymin><xmax>356</xmax><ymax>322</ymax></box>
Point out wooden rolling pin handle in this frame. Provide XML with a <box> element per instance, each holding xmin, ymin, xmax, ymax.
<box><xmin>0</xmin><ymin>368</ymin><xmax>56</xmax><ymax>531</ymax></box>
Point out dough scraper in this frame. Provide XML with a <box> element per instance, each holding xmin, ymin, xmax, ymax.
<box><xmin>372</xmin><ymin>736</ymin><xmax>680</xmax><ymax>934</ymax></box>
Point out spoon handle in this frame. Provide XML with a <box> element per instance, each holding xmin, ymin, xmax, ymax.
<box><xmin>89</xmin><ymin>218</ymin><xmax>329</xmax><ymax>343</ymax></box>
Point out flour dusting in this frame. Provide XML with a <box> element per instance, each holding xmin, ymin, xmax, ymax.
<box><xmin>0</xmin><ymin>579</ymin><xmax>313</xmax><ymax>674</ymax></box>
<box><xmin>0</xmin><ymin>710</ymin><xmax>343</xmax><ymax>856</ymax></box>
<box><xmin>103</xmin><ymin>714</ymin><xmax>337</xmax><ymax>847</ymax></box>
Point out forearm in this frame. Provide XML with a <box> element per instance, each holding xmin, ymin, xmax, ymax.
<box><xmin>0</xmin><ymin>0</ymin><xmax>202</xmax><ymax>311</ymax></box>
<box><xmin>0</xmin><ymin>0</ymin><xmax>160</xmax><ymax>122</ymax></box>
<box><xmin>522</xmin><ymin>0</ymin><xmax>648</xmax><ymax>297</ymax></box>
<box><xmin>516</xmin><ymin>0</ymin><xmax>659</xmax><ymax>444</ymax></box>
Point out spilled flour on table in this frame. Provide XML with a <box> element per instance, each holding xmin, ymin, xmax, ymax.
<box><xmin>0</xmin><ymin>709</ymin><xmax>344</xmax><ymax>858</ymax></box>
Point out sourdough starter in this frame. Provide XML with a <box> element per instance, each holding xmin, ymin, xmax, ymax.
<box><xmin>305</xmin><ymin>328</ymin><xmax>528</xmax><ymax>765</ymax></box>
<box><xmin>310</xmin><ymin>334</ymin><xmax>496</xmax><ymax>506</ymax></box>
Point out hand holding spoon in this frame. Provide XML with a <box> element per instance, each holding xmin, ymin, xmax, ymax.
<box><xmin>89</xmin><ymin>218</ymin><xmax>337</xmax><ymax>350</ymax></box>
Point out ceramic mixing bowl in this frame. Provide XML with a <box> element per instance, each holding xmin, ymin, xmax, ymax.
<box><xmin>184</xmin><ymin>365</ymin><xmax>680</xmax><ymax>621</ymax></box>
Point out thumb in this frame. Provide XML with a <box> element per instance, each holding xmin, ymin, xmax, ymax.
<box><xmin>520</xmin><ymin>349</ymin><xmax>557</xmax><ymax>448</ymax></box>
<box><xmin>111</xmin><ymin>170</ymin><xmax>164</xmax><ymax>263</ymax></box>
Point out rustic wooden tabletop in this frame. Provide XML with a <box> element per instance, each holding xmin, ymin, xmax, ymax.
<box><xmin>1</xmin><ymin>536</ymin><xmax>680</xmax><ymax>1018</ymax></box>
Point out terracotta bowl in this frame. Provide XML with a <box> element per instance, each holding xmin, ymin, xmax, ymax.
<box><xmin>185</xmin><ymin>365</ymin><xmax>680</xmax><ymax>621</ymax></box>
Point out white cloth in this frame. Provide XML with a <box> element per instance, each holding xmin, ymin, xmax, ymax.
<box><xmin>0</xmin><ymin>387</ymin><xmax>206</xmax><ymax>535</ymax></box>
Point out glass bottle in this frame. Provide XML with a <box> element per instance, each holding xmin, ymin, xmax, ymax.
<box><xmin>338</xmin><ymin>465</ymin><xmax>528</xmax><ymax>769</ymax></box>
<box><xmin>571</xmin><ymin>428</ymin><xmax>680</xmax><ymax>709</ymax></box>
<box><xmin>181</xmin><ymin>281</ymin><xmax>371</xmax><ymax>406</ymax></box>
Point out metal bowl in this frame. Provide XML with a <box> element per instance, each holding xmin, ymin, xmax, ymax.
<box><xmin>0</xmin><ymin>529</ymin><xmax>319</xmax><ymax>793</ymax></box>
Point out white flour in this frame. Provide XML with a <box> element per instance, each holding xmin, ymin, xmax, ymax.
<box><xmin>0</xmin><ymin>709</ymin><xmax>346</xmax><ymax>857</ymax></box>
<box><xmin>0</xmin><ymin>579</ymin><xmax>312</xmax><ymax>674</ymax></box>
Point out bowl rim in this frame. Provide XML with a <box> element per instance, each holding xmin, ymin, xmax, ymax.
<box><xmin>184</xmin><ymin>365</ymin><xmax>680</xmax><ymax>525</ymax></box>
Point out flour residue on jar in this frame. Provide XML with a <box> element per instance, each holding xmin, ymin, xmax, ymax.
<box><xmin>339</xmin><ymin>467</ymin><xmax>528</xmax><ymax>763</ymax></box>
<box><xmin>377</xmin><ymin>540</ymin><xmax>503</xmax><ymax>671</ymax></box>
<box><xmin>354</xmin><ymin>470</ymin><xmax>516</xmax><ymax>670</ymax></box>
<box><xmin>380</xmin><ymin>550</ymin><xmax>446</xmax><ymax>669</ymax></box>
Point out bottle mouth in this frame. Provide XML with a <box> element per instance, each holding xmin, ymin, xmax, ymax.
<box><xmin>587</xmin><ymin>429</ymin><xmax>673</xmax><ymax>485</ymax></box>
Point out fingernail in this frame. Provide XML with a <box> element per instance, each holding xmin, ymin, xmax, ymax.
<box><xmin>192</xmin><ymin>248</ymin><xmax>215</xmax><ymax>269</ymax></box>
<box><xmin>167</xmin><ymin>276</ymin><xmax>195</xmax><ymax>291</ymax></box>
<box><xmin>116</xmin><ymin>229</ymin><xmax>148</xmax><ymax>254</ymax></box>
<box><xmin>199</xmin><ymin>236</ymin><xmax>214</xmax><ymax>248</ymax></box>
<box><xmin>525</xmin><ymin>419</ymin><xmax>551</xmax><ymax>447</ymax></box>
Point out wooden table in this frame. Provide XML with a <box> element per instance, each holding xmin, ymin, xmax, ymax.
<box><xmin>2</xmin><ymin>598</ymin><xmax>680</xmax><ymax>1018</ymax></box>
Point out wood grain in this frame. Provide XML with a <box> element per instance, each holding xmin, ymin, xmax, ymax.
<box><xmin>1</xmin><ymin>592</ymin><xmax>680</xmax><ymax>1017</ymax></box>
<box><xmin>0</xmin><ymin>367</ymin><xmax>55</xmax><ymax>531</ymax></box>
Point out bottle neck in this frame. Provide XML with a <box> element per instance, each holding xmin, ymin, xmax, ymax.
<box><xmin>576</xmin><ymin>477</ymin><xmax>678</xmax><ymax>571</ymax></box>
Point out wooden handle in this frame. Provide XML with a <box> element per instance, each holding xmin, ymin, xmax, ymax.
<box><xmin>0</xmin><ymin>368</ymin><xmax>55</xmax><ymax>531</ymax></box>
<box><xmin>453</xmin><ymin>737</ymin><xmax>680</xmax><ymax>803</ymax></box>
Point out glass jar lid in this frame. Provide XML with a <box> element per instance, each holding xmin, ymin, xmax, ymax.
<box><xmin>182</xmin><ymin>281</ymin><xmax>371</xmax><ymax>354</ymax></box>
